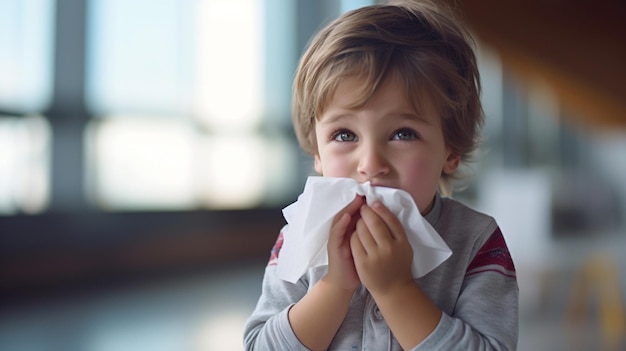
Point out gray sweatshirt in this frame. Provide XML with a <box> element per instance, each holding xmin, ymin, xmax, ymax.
<box><xmin>244</xmin><ymin>194</ymin><xmax>518</xmax><ymax>350</ymax></box>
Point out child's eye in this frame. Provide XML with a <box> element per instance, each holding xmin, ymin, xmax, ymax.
<box><xmin>391</xmin><ymin>128</ymin><xmax>419</xmax><ymax>141</ymax></box>
<box><xmin>332</xmin><ymin>130</ymin><xmax>358</xmax><ymax>142</ymax></box>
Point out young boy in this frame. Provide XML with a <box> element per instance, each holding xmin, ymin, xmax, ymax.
<box><xmin>244</xmin><ymin>1</ymin><xmax>518</xmax><ymax>350</ymax></box>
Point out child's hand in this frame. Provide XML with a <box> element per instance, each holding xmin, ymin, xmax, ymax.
<box><xmin>322</xmin><ymin>195</ymin><xmax>365</xmax><ymax>291</ymax></box>
<box><xmin>350</xmin><ymin>201</ymin><xmax>414</xmax><ymax>297</ymax></box>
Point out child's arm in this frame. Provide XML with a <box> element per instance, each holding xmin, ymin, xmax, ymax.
<box><xmin>288</xmin><ymin>195</ymin><xmax>365</xmax><ymax>350</ymax></box>
<box><xmin>352</xmin><ymin>201</ymin><xmax>518</xmax><ymax>350</ymax></box>
<box><xmin>287</xmin><ymin>277</ymin><xmax>355</xmax><ymax>350</ymax></box>
<box><xmin>351</xmin><ymin>201</ymin><xmax>442</xmax><ymax>350</ymax></box>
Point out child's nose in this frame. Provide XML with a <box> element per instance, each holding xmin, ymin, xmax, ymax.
<box><xmin>357</xmin><ymin>145</ymin><xmax>390</xmax><ymax>178</ymax></box>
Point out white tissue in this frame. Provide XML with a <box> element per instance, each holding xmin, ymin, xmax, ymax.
<box><xmin>276</xmin><ymin>176</ymin><xmax>452</xmax><ymax>283</ymax></box>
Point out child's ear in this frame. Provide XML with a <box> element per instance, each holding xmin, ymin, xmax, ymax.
<box><xmin>314</xmin><ymin>154</ymin><xmax>323</xmax><ymax>175</ymax></box>
<box><xmin>443</xmin><ymin>151</ymin><xmax>461</xmax><ymax>175</ymax></box>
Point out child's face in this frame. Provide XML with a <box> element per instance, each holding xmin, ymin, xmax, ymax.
<box><xmin>314</xmin><ymin>75</ymin><xmax>460</xmax><ymax>214</ymax></box>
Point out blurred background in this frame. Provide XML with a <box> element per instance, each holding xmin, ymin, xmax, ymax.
<box><xmin>0</xmin><ymin>0</ymin><xmax>624</xmax><ymax>350</ymax></box>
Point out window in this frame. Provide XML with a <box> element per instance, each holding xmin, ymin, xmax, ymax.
<box><xmin>0</xmin><ymin>0</ymin><xmax>54</xmax><ymax>214</ymax></box>
<box><xmin>85</xmin><ymin>0</ymin><xmax>298</xmax><ymax>210</ymax></box>
<box><xmin>0</xmin><ymin>116</ymin><xmax>51</xmax><ymax>214</ymax></box>
<box><xmin>0</xmin><ymin>0</ymin><xmax>381</xmax><ymax>214</ymax></box>
<box><xmin>0</xmin><ymin>0</ymin><xmax>54</xmax><ymax>112</ymax></box>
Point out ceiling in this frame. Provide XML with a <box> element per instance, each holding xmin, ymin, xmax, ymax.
<box><xmin>445</xmin><ymin>0</ymin><xmax>626</xmax><ymax>129</ymax></box>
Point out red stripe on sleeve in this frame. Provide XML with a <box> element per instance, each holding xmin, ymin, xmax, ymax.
<box><xmin>267</xmin><ymin>231</ymin><xmax>284</xmax><ymax>266</ymax></box>
<box><xmin>466</xmin><ymin>227</ymin><xmax>516</xmax><ymax>277</ymax></box>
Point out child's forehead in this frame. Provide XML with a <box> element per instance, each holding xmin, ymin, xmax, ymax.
<box><xmin>329</xmin><ymin>77</ymin><xmax>375</xmax><ymax>107</ymax></box>
<box><xmin>320</xmin><ymin>74</ymin><xmax>433</xmax><ymax>118</ymax></box>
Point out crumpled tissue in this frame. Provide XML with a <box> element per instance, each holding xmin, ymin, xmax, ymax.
<box><xmin>276</xmin><ymin>176</ymin><xmax>452</xmax><ymax>283</ymax></box>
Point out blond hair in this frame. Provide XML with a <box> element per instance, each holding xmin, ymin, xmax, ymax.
<box><xmin>292</xmin><ymin>0</ymin><xmax>483</xmax><ymax>194</ymax></box>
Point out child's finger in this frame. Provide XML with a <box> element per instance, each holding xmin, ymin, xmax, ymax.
<box><xmin>355</xmin><ymin>217</ymin><xmax>377</xmax><ymax>253</ymax></box>
<box><xmin>359</xmin><ymin>204</ymin><xmax>393</xmax><ymax>246</ymax></box>
<box><xmin>368</xmin><ymin>201</ymin><xmax>406</xmax><ymax>241</ymax></box>
<box><xmin>332</xmin><ymin>195</ymin><xmax>365</xmax><ymax>226</ymax></box>
<box><xmin>350</xmin><ymin>228</ymin><xmax>366</xmax><ymax>258</ymax></box>
<box><xmin>329</xmin><ymin>213</ymin><xmax>351</xmax><ymax>241</ymax></box>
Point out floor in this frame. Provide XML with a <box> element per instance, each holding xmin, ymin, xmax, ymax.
<box><xmin>0</xmin><ymin>262</ymin><xmax>265</xmax><ymax>351</ymax></box>
<box><xmin>1</xmin><ymin>233</ymin><xmax>625</xmax><ymax>351</ymax></box>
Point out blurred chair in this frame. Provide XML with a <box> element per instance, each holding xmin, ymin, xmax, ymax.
<box><xmin>566</xmin><ymin>253</ymin><xmax>626</xmax><ymax>351</ymax></box>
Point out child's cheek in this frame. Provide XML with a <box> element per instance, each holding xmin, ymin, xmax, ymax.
<box><xmin>399</xmin><ymin>161</ymin><xmax>441</xmax><ymax>211</ymax></box>
<box><xmin>322</xmin><ymin>156</ymin><xmax>353</xmax><ymax>178</ymax></box>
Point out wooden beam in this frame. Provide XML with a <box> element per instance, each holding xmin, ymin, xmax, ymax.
<box><xmin>448</xmin><ymin>0</ymin><xmax>626</xmax><ymax>128</ymax></box>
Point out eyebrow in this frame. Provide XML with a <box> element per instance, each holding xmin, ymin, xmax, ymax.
<box><xmin>319</xmin><ymin>111</ymin><xmax>433</xmax><ymax>125</ymax></box>
<box><xmin>318</xmin><ymin>112</ymin><xmax>353</xmax><ymax>125</ymax></box>
<box><xmin>391</xmin><ymin>112</ymin><xmax>433</xmax><ymax>125</ymax></box>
